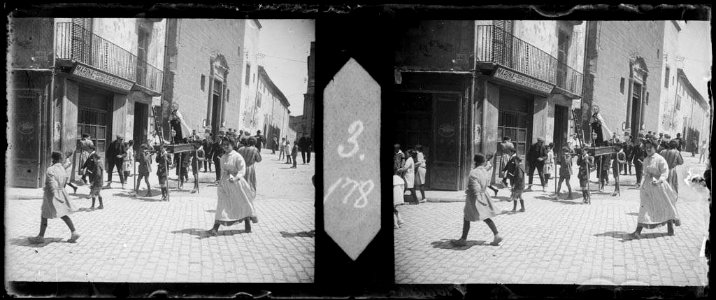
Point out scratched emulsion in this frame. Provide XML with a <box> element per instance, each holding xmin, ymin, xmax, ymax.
<box><xmin>323</xmin><ymin>58</ymin><xmax>381</xmax><ymax>261</ymax></box>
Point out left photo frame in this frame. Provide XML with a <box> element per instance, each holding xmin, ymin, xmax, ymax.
<box><xmin>6</xmin><ymin>17</ymin><xmax>316</xmax><ymax>284</ymax></box>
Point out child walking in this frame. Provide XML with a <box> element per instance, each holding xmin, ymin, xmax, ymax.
<box><xmin>544</xmin><ymin>143</ymin><xmax>554</xmax><ymax>186</ymax></box>
<box><xmin>285</xmin><ymin>140</ymin><xmax>293</xmax><ymax>164</ymax></box>
<box><xmin>135</xmin><ymin>144</ymin><xmax>152</xmax><ymax>197</ymax></box>
<box><xmin>577</xmin><ymin>148</ymin><xmax>594</xmax><ymax>204</ymax></box>
<box><xmin>291</xmin><ymin>141</ymin><xmax>299</xmax><ymax>168</ymax></box>
<box><xmin>556</xmin><ymin>146</ymin><xmax>573</xmax><ymax>199</ymax></box>
<box><xmin>612</xmin><ymin>144</ymin><xmax>626</xmax><ymax>196</ymax></box>
<box><xmin>503</xmin><ymin>149</ymin><xmax>526</xmax><ymax>212</ymax></box>
<box><xmin>87</xmin><ymin>153</ymin><xmax>104</xmax><ymax>209</ymax></box>
<box><xmin>156</xmin><ymin>145</ymin><xmax>173</xmax><ymax>201</ymax></box>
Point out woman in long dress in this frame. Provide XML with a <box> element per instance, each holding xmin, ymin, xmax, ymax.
<box><xmin>659</xmin><ymin>140</ymin><xmax>684</xmax><ymax>194</ymax></box>
<box><xmin>399</xmin><ymin>149</ymin><xmax>419</xmax><ymax>204</ymax></box>
<box><xmin>627</xmin><ymin>139</ymin><xmax>680</xmax><ymax>239</ymax></box>
<box><xmin>453</xmin><ymin>153</ymin><xmax>503</xmax><ymax>246</ymax></box>
<box><xmin>207</xmin><ymin>137</ymin><xmax>257</xmax><ymax>235</ymax></box>
<box><xmin>414</xmin><ymin>145</ymin><xmax>427</xmax><ymax>201</ymax></box>
<box><xmin>29</xmin><ymin>152</ymin><xmax>80</xmax><ymax>244</ymax></box>
<box><xmin>237</xmin><ymin>136</ymin><xmax>263</xmax><ymax>192</ymax></box>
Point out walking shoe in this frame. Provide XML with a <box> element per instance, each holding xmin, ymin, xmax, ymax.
<box><xmin>145</xmin><ymin>191</ymin><xmax>153</xmax><ymax>197</ymax></box>
<box><xmin>68</xmin><ymin>232</ymin><xmax>80</xmax><ymax>243</ymax></box>
<box><xmin>206</xmin><ymin>229</ymin><xmax>218</xmax><ymax>236</ymax></box>
<box><xmin>490</xmin><ymin>235</ymin><xmax>503</xmax><ymax>246</ymax></box>
<box><xmin>72</xmin><ymin>186</ymin><xmax>78</xmax><ymax>194</ymax></box>
<box><xmin>28</xmin><ymin>236</ymin><xmax>45</xmax><ymax>244</ymax></box>
<box><xmin>97</xmin><ymin>205</ymin><xmax>104</xmax><ymax>210</ymax></box>
<box><xmin>419</xmin><ymin>198</ymin><xmax>427</xmax><ymax>203</ymax></box>
<box><xmin>250</xmin><ymin>216</ymin><xmax>259</xmax><ymax>223</ymax></box>
<box><xmin>611</xmin><ymin>192</ymin><xmax>618</xmax><ymax>197</ymax></box>
<box><xmin>519</xmin><ymin>208</ymin><xmax>525</xmax><ymax>212</ymax></box>
<box><xmin>191</xmin><ymin>188</ymin><xmax>198</xmax><ymax>194</ymax></box>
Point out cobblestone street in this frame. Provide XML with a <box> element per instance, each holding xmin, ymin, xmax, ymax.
<box><xmin>6</xmin><ymin>150</ymin><xmax>315</xmax><ymax>283</ymax></box>
<box><xmin>395</xmin><ymin>156</ymin><xmax>709</xmax><ymax>285</ymax></box>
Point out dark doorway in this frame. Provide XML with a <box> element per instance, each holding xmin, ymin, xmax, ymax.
<box><xmin>133</xmin><ymin>102</ymin><xmax>149</xmax><ymax>149</ymax></box>
<box><xmin>393</xmin><ymin>92</ymin><xmax>433</xmax><ymax>187</ymax></box>
<box><xmin>553</xmin><ymin>105</ymin><xmax>569</xmax><ymax>152</ymax></box>
<box><xmin>630</xmin><ymin>82</ymin><xmax>642</xmax><ymax>137</ymax></box>
<box><xmin>77</xmin><ymin>86</ymin><xmax>112</xmax><ymax>164</ymax></box>
<box><xmin>211</xmin><ymin>94</ymin><xmax>221</xmax><ymax>134</ymax></box>
<box><xmin>11</xmin><ymin>90</ymin><xmax>42</xmax><ymax>187</ymax></box>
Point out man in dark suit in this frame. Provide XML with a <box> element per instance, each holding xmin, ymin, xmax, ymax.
<box><xmin>212</xmin><ymin>132</ymin><xmax>226</xmax><ymax>183</ymax></box>
<box><xmin>525</xmin><ymin>137</ymin><xmax>548</xmax><ymax>191</ymax></box>
<box><xmin>105</xmin><ymin>135</ymin><xmax>127</xmax><ymax>189</ymax></box>
<box><xmin>255</xmin><ymin>130</ymin><xmax>265</xmax><ymax>153</ymax></box>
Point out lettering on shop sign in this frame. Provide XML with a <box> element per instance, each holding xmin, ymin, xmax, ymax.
<box><xmin>73</xmin><ymin>64</ymin><xmax>133</xmax><ymax>91</ymax></box>
<box><xmin>493</xmin><ymin>67</ymin><xmax>554</xmax><ymax>94</ymax></box>
<box><xmin>324</xmin><ymin>58</ymin><xmax>381</xmax><ymax>261</ymax></box>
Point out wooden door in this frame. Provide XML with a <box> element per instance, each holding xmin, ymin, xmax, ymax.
<box><xmin>430</xmin><ymin>93</ymin><xmax>462</xmax><ymax>190</ymax></box>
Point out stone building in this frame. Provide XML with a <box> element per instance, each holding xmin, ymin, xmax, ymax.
<box><xmin>582</xmin><ymin>21</ymin><xmax>665</xmax><ymax>140</ymax></box>
<box><xmin>257</xmin><ymin>65</ymin><xmax>292</xmax><ymax>149</ymax></box>
<box><xmin>393</xmin><ymin>20</ymin><xmax>585</xmax><ymax>190</ymax></box>
<box><xmin>673</xmin><ymin>69</ymin><xmax>710</xmax><ymax>152</ymax></box>
<box><xmin>161</xmin><ymin>19</ymin><xmax>261</xmax><ymax>137</ymax></box>
<box><xmin>8</xmin><ymin>18</ymin><xmax>165</xmax><ymax>187</ymax></box>
<box><xmin>302</xmin><ymin>41</ymin><xmax>316</xmax><ymax>142</ymax></box>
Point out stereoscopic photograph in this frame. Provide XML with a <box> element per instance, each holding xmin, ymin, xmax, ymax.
<box><xmin>391</xmin><ymin>20</ymin><xmax>711</xmax><ymax>285</ymax></box>
<box><xmin>6</xmin><ymin>18</ymin><xmax>316</xmax><ymax>283</ymax></box>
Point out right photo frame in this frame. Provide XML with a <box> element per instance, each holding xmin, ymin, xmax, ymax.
<box><xmin>391</xmin><ymin>20</ymin><xmax>711</xmax><ymax>286</ymax></box>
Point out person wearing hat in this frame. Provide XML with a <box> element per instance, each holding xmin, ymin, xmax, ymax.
<box><xmin>632</xmin><ymin>135</ymin><xmax>647</xmax><ymax>188</ymax></box>
<box><xmin>77</xmin><ymin>133</ymin><xmax>95</xmax><ymax>184</ymax></box>
<box><xmin>135</xmin><ymin>143</ymin><xmax>153</xmax><ymax>197</ymax></box>
<box><xmin>28</xmin><ymin>151</ymin><xmax>80</xmax><ymax>244</ymax></box>
<box><xmin>556</xmin><ymin>146</ymin><xmax>573</xmax><ymax>199</ymax></box>
<box><xmin>525</xmin><ymin>137</ymin><xmax>548</xmax><ymax>191</ymax></box>
<box><xmin>212</xmin><ymin>131</ymin><xmax>226</xmax><ymax>183</ymax></box>
<box><xmin>590</xmin><ymin>105</ymin><xmax>613</xmax><ymax>146</ymax></box>
<box><xmin>105</xmin><ymin>135</ymin><xmax>127</xmax><ymax>189</ymax></box>
<box><xmin>168</xmin><ymin>102</ymin><xmax>192</xmax><ymax>143</ymax></box>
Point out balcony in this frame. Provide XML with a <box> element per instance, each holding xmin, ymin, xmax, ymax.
<box><xmin>55</xmin><ymin>22</ymin><xmax>163</xmax><ymax>94</ymax></box>
<box><xmin>475</xmin><ymin>25</ymin><xmax>583</xmax><ymax>97</ymax></box>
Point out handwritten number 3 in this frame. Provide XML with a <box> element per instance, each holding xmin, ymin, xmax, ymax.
<box><xmin>337</xmin><ymin>121</ymin><xmax>363</xmax><ymax>158</ymax></box>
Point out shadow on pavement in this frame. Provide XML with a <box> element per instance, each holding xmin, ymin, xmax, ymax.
<box><xmin>172</xmin><ymin>228</ymin><xmax>251</xmax><ymax>239</ymax></box>
<box><xmin>594</xmin><ymin>231</ymin><xmax>670</xmax><ymax>242</ymax></box>
<box><xmin>280</xmin><ymin>230</ymin><xmax>315</xmax><ymax>238</ymax></box>
<box><xmin>534</xmin><ymin>195</ymin><xmax>584</xmax><ymax>205</ymax></box>
<box><xmin>206</xmin><ymin>210</ymin><xmax>216</xmax><ymax>213</ymax></box>
<box><xmin>492</xmin><ymin>196</ymin><xmax>512</xmax><ymax>202</ymax></box>
<box><xmin>626</xmin><ymin>212</ymin><xmax>639</xmax><ymax>216</ymax></box>
<box><xmin>9</xmin><ymin>237</ymin><xmax>64</xmax><ymax>247</ymax></box>
<box><xmin>431</xmin><ymin>239</ymin><xmax>487</xmax><ymax>250</ymax></box>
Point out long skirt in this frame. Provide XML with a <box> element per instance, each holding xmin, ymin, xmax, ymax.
<box><xmin>41</xmin><ymin>188</ymin><xmax>74</xmax><ymax>219</ymax></box>
<box><xmin>216</xmin><ymin>177</ymin><xmax>256</xmax><ymax>225</ymax></box>
<box><xmin>666</xmin><ymin>168</ymin><xmax>679</xmax><ymax>194</ymax></box>
<box><xmin>638</xmin><ymin>181</ymin><xmax>680</xmax><ymax>229</ymax></box>
<box><xmin>464</xmin><ymin>191</ymin><xmax>500</xmax><ymax>221</ymax></box>
<box><xmin>244</xmin><ymin>164</ymin><xmax>257</xmax><ymax>192</ymax></box>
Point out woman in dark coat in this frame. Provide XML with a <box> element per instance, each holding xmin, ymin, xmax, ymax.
<box><xmin>29</xmin><ymin>152</ymin><xmax>80</xmax><ymax>244</ymax></box>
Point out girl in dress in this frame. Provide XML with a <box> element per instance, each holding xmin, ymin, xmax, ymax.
<box><xmin>628</xmin><ymin>139</ymin><xmax>680</xmax><ymax>239</ymax></box>
<box><xmin>123</xmin><ymin>140</ymin><xmax>134</xmax><ymax>180</ymax></box>
<box><xmin>452</xmin><ymin>153</ymin><xmax>503</xmax><ymax>247</ymax></box>
<box><xmin>556</xmin><ymin>146</ymin><xmax>573</xmax><ymax>199</ymax></box>
<box><xmin>659</xmin><ymin>140</ymin><xmax>684</xmax><ymax>194</ymax></box>
<box><xmin>393</xmin><ymin>171</ymin><xmax>405</xmax><ymax>229</ymax></box>
<box><xmin>207</xmin><ymin>137</ymin><xmax>257</xmax><ymax>235</ymax></box>
<box><xmin>28</xmin><ymin>152</ymin><xmax>80</xmax><ymax>244</ymax></box>
<box><xmin>505</xmin><ymin>152</ymin><xmax>526</xmax><ymax>212</ymax></box>
<box><xmin>399</xmin><ymin>149</ymin><xmax>419</xmax><ymax>204</ymax></box>
<box><xmin>544</xmin><ymin>143</ymin><xmax>554</xmax><ymax>187</ymax></box>
<box><xmin>414</xmin><ymin>145</ymin><xmax>427</xmax><ymax>201</ymax></box>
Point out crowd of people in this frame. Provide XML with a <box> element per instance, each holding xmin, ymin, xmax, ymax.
<box><xmin>28</xmin><ymin>121</ymin><xmax>314</xmax><ymax>243</ymax></box>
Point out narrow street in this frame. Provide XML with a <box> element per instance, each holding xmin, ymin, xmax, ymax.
<box><xmin>5</xmin><ymin>150</ymin><xmax>315</xmax><ymax>283</ymax></box>
<box><xmin>395</xmin><ymin>155</ymin><xmax>709</xmax><ymax>285</ymax></box>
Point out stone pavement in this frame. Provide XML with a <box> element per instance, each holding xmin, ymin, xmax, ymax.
<box><xmin>5</xmin><ymin>149</ymin><xmax>315</xmax><ymax>283</ymax></box>
<box><xmin>395</xmin><ymin>156</ymin><xmax>709</xmax><ymax>285</ymax></box>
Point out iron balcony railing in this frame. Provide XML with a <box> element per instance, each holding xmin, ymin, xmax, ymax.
<box><xmin>55</xmin><ymin>22</ymin><xmax>163</xmax><ymax>93</ymax></box>
<box><xmin>476</xmin><ymin>25</ymin><xmax>583</xmax><ymax>96</ymax></box>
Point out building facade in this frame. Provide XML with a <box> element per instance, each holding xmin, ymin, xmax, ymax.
<box><xmin>257</xmin><ymin>65</ymin><xmax>292</xmax><ymax>150</ymax></box>
<box><xmin>582</xmin><ymin>21</ymin><xmax>665</xmax><ymax>140</ymax></box>
<box><xmin>161</xmin><ymin>19</ymin><xmax>261</xmax><ymax>137</ymax></box>
<box><xmin>8</xmin><ymin>18</ymin><xmax>165</xmax><ymax>188</ymax></box>
<box><xmin>673</xmin><ymin>69</ymin><xmax>710</xmax><ymax>152</ymax></box>
<box><xmin>302</xmin><ymin>41</ymin><xmax>316</xmax><ymax>142</ymax></box>
<box><xmin>393</xmin><ymin>20</ymin><xmax>585</xmax><ymax>190</ymax></box>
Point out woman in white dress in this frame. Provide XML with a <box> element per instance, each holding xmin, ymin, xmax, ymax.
<box><xmin>207</xmin><ymin>137</ymin><xmax>257</xmax><ymax>235</ymax></box>
<box><xmin>399</xmin><ymin>149</ymin><xmax>419</xmax><ymax>204</ymax></box>
<box><xmin>627</xmin><ymin>139</ymin><xmax>680</xmax><ymax>239</ymax></box>
<box><xmin>414</xmin><ymin>145</ymin><xmax>427</xmax><ymax>201</ymax></box>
